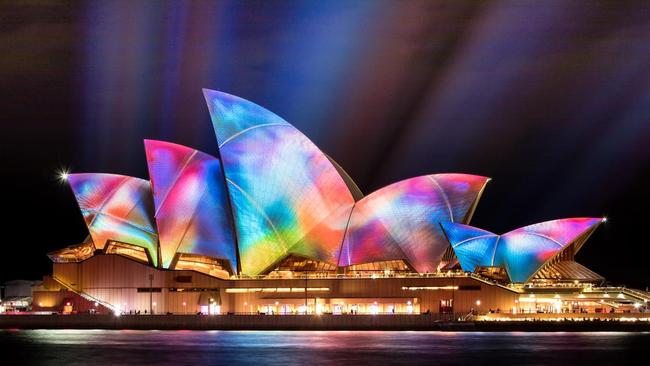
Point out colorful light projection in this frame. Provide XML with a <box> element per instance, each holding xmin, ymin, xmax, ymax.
<box><xmin>339</xmin><ymin>174</ymin><xmax>490</xmax><ymax>273</ymax></box>
<box><xmin>203</xmin><ymin>89</ymin><xmax>356</xmax><ymax>275</ymax></box>
<box><xmin>439</xmin><ymin>223</ymin><xmax>498</xmax><ymax>274</ymax></box>
<box><xmin>441</xmin><ymin>217</ymin><xmax>605</xmax><ymax>283</ymax></box>
<box><xmin>144</xmin><ymin>140</ymin><xmax>238</xmax><ymax>271</ymax></box>
<box><xmin>66</xmin><ymin>173</ymin><xmax>159</xmax><ymax>266</ymax></box>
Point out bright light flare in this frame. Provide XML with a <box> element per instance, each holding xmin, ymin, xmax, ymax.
<box><xmin>57</xmin><ymin>169</ymin><xmax>70</xmax><ymax>182</ymax></box>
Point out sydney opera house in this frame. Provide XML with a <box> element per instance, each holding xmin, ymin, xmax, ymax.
<box><xmin>32</xmin><ymin>90</ymin><xmax>649</xmax><ymax>317</ymax></box>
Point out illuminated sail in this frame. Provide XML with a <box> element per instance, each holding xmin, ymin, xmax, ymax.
<box><xmin>67</xmin><ymin>173</ymin><xmax>159</xmax><ymax>266</ymax></box>
<box><xmin>442</xmin><ymin>218</ymin><xmax>604</xmax><ymax>282</ymax></box>
<box><xmin>144</xmin><ymin>140</ymin><xmax>237</xmax><ymax>271</ymax></box>
<box><xmin>204</xmin><ymin>89</ymin><xmax>356</xmax><ymax>275</ymax></box>
<box><xmin>340</xmin><ymin>174</ymin><xmax>490</xmax><ymax>273</ymax></box>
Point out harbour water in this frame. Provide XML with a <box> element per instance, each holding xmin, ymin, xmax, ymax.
<box><xmin>1</xmin><ymin>329</ymin><xmax>647</xmax><ymax>365</ymax></box>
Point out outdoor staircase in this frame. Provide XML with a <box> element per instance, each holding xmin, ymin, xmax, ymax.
<box><xmin>51</xmin><ymin>276</ymin><xmax>118</xmax><ymax>313</ymax></box>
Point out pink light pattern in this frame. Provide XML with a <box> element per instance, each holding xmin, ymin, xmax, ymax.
<box><xmin>67</xmin><ymin>173</ymin><xmax>159</xmax><ymax>266</ymax></box>
<box><xmin>340</xmin><ymin>174</ymin><xmax>490</xmax><ymax>273</ymax></box>
<box><xmin>442</xmin><ymin>217</ymin><xmax>604</xmax><ymax>282</ymax></box>
<box><xmin>144</xmin><ymin>140</ymin><xmax>238</xmax><ymax>271</ymax></box>
<box><xmin>203</xmin><ymin>89</ymin><xmax>356</xmax><ymax>275</ymax></box>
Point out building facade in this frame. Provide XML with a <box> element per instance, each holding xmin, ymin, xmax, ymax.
<box><xmin>34</xmin><ymin>90</ymin><xmax>649</xmax><ymax>316</ymax></box>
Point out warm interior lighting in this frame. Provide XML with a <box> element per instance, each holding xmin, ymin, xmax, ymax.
<box><xmin>306</xmin><ymin>287</ymin><xmax>329</xmax><ymax>292</ymax></box>
<box><xmin>173</xmin><ymin>254</ymin><xmax>232</xmax><ymax>279</ymax></box>
<box><xmin>105</xmin><ymin>241</ymin><xmax>151</xmax><ymax>264</ymax></box>
<box><xmin>225</xmin><ymin>287</ymin><xmax>329</xmax><ymax>293</ymax></box>
<box><xmin>401</xmin><ymin>286</ymin><xmax>458</xmax><ymax>291</ymax></box>
<box><xmin>48</xmin><ymin>241</ymin><xmax>96</xmax><ymax>263</ymax></box>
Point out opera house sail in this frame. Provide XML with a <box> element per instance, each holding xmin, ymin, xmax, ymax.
<box><xmin>66</xmin><ymin>173</ymin><xmax>159</xmax><ymax>267</ymax></box>
<box><xmin>144</xmin><ymin>139</ymin><xmax>238</xmax><ymax>276</ymax></box>
<box><xmin>441</xmin><ymin>218</ymin><xmax>605</xmax><ymax>283</ymax></box>
<box><xmin>36</xmin><ymin>89</ymin><xmax>645</xmax><ymax>318</ymax></box>
<box><xmin>203</xmin><ymin>90</ymin><xmax>356</xmax><ymax>275</ymax></box>
<box><xmin>338</xmin><ymin>174</ymin><xmax>489</xmax><ymax>273</ymax></box>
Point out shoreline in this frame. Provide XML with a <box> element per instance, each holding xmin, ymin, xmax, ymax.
<box><xmin>2</xmin><ymin>314</ymin><xmax>650</xmax><ymax>332</ymax></box>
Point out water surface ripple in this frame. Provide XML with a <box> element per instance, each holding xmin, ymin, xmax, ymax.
<box><xmin>1</xmin><ymin>330</ymin><xmax>647</xmax><ymax>365</ymax></box>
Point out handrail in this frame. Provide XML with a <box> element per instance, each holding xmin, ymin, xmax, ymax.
<box><xmin>231</xmin><ymin>271</ymin><xmax>488</xmax><ymax>281</ymax></box>
<box><xmin>229</xmin><ymin>271</ymin><xmax>520</xmax><ymax>293</ymax></box>
<box><xmin>586</xmin><ymin>286</ymin><xmax>650</xmax><ymax>302</ymax></box>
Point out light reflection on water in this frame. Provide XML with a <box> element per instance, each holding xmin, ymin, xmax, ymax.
<box><xmin>1</xmin><ymin>330</ymin><xmax>647</xmax><ymax>365</ymax></box>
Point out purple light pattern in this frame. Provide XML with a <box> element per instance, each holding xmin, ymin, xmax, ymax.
<box><xmin>144</xmin><ymin>140</ymin><xmax>237</xmax><ymax>271</ymax></box>
<box><xmin>204</xmin><ymin>90</ymin><xmax>356</xmax><ymax>275</ymax></box>
<box><xmin>67</xmin><ymin>173</ymin><xmax>159</xmax><ymax>266</ymax></box>
<box><xmin>442</xmin><ymin>218</ymin><xmax>604</xmax><ymax>282</ymax></box>
<box><xmin>340</xmin><ymin>174</ymin><xmax>490</xmax><ymax>272</ymax></box>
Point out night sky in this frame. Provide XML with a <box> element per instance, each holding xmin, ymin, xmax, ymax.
<box><xmin>1</xmin><ymin>1</ymin><xmax>649</xmax><ymax>288</ymax></box>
